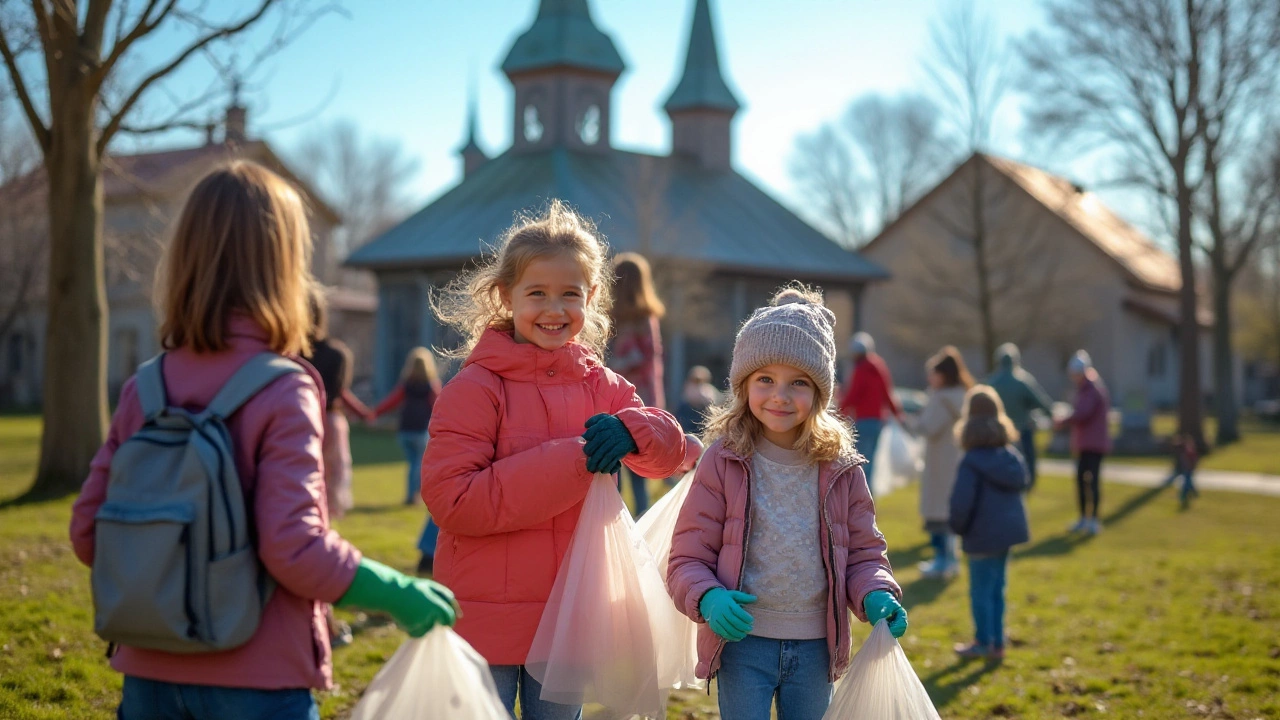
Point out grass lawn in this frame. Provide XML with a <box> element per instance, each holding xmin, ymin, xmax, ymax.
<box><xmin>2</xmin><ymin>414</ymin><xmax>1278</xmax><ymax>719</ymax></box>
<box><xmin>1037</xmin><ymin>414</ymin><xmax>1280</xmax><ymax>476</ymax></box>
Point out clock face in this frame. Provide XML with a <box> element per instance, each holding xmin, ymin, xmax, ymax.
<box><xmin>577</xmin><ymin>104</ymin><xmax>601</xmax><ymax>146</ymax></box>
<box><xmin>523</xmin><ymin>104</ymin><xmax>544</xmax><ymax>143</ymax></box>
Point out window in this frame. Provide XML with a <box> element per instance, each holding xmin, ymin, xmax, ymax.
<box><xmin>115</xmin><ymin>327</ymin><xmax>140</xmax><ymax>378</ymax></box>
<box><xmin>7</xmin><ymin>334</ymin><xmax>23</xmax><ymax>374</ymax></box>
<box><xmin>1147</xmin><ymin>341</ymin><xmax>1167</xmax><ymax>378</ymax></box>
<box><xmin>523</xmin><ymin>105</ymin><xmax>544</xmax><ymax>143</ymax></box>
<box><xmin>576</xmin><ymin>104</ymin><xmax>600</xmax><ymax>145</ymax></box>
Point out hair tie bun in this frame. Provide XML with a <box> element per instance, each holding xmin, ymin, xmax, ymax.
<box><xmin>772</xmin><ymin>286</ymin><xmax>823</xmax><ymax>308</ymax></box>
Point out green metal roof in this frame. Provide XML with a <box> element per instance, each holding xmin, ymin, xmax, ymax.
<box><xmin>664</xmin><ymin>0</ymin><xmax>740</xmax><ymax>114</ymax></box>
<box><xmin>347</xmin><ymin>148</ymin><xmax>887</xmax><ymax>283</ymax></box>
<box><xmin>501</xmin><ymin>0</ymin><xmax>626</xmax><ymax>77</ymax></box>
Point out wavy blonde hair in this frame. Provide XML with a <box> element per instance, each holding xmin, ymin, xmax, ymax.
<box><xmin>155</xmin><ymin>161</ymin><xmax>315</xmax><ymax>355</ymax></box>
<box><xmin>432</xmin><ymin>200</ymin><xmax>614</xmax><ymax>358</ymax></box>
<box><xmin>956</xmin><ymin>384</ymin><xmax>1021</xmax><ymax>450</ymax></box>
<box><xmin>701</xmin><ymin>286</ymin><xmax>855</xmax><ymax>464</ymax></box>
<box><xmin>401</xmin><ymin>346</ymin><xmax>440</xmax><ymax>385</ymax></box>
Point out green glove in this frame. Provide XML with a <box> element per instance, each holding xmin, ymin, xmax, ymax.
<box><xmin>582</xmin><ymin>413</ymin><xmax>638</xmax><ymax>474</ymax></box>
<box><xmin>337</xmin><ymin>558</ymin><xmax>460</xmax><ymax>637</ymax></box>
<box><xmin>863</xmin><ymin>589</ymin><xmax>908</xmax><ymax>638</ymax></box>
<box><xmin>699</xmin><ymin>588</ymin><xmax>757</xmax><ymax>642</ymax></box>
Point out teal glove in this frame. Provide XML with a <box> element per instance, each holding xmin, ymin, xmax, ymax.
<box><xmin>582</xmin><ymin>414</ymin><xmax>638</xmax><ymax>474</ymax></box>
<box><xmin>337</xmin><ymin>558</ymin><xmax>460</xmax><ymax>637</ymax></box>
<box><xmin>863</xmin><ymin>589</ymin><xmax>908</xmax><ymax>638</ymax></box>
<box><xmin>699</xmin><ymin>588</ymin><xmax>757</xmax><ymax>642</ymax></box>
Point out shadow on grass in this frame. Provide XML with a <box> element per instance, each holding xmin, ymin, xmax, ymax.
<box><xmin>349</xmin><ymin>427</ymin><xmax>408</xmax><ymax>467</ymax></box>
<box><xmin>922</xmin><ymin>656</ymin><xmax>1004</xmax><ymax>709</ymax></box>
<box><xmin>1016</xmin><ymin>482</ymin><xmax>1168</xmax><ymax>560</ymax></box>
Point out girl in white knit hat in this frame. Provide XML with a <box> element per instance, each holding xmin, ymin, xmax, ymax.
<box><xmin>668</xmin><ymin>285</ymin><xmax>907</xmax><ymax>720</ymax></box>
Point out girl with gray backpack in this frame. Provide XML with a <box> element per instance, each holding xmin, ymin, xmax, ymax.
<box><xmin>69</xmin><ymin>161</ymin><xmax>458</xmax><ymax>720</ymax></box>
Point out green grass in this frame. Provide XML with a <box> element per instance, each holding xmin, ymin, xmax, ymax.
<box><xmin>1037</xmin><ymin>413</ymin><xmax>1280</xmax><ymax>476</ymax></box>
<box><xmin>2</xmin><ymin>415</ymin><xmax>1279</xmax><ymax>719</ymax></box>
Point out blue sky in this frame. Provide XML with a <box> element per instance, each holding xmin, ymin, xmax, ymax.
<box><xmin>105</xmin><ymin>0</ymin><xmax>1078</xmax><ymax>232</ymax></box>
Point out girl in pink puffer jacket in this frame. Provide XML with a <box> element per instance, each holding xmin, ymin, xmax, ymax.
<box><xmin>667</xmin><ymin>286</ymin><xmax>906</xmax><ymax>720</ymax></box>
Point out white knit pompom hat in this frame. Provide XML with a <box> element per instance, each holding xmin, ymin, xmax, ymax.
<box><xmin>728</xmin><ymin>287</ymin><xmax>837</xmax><ymax>403</ymax></box>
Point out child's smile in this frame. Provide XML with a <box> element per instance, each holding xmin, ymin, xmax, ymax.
<box><xmin>499</xmin><ymin>254</ymin><xmax>595</xmax><ymax>351</ymax></box>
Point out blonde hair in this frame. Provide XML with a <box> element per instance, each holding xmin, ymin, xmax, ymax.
<box><xmin>155</xmin><ymin>161</ymin><xmax>315</xmax><ymax>355</ymax></box>
<box><xmin>956</xmin><ymin>384</ymin><xmax>1021</xmax><ymax>450</ymax></box>
<box><xmin>611</xmin><ymin>252</ymin><xmax>665</xmax><ymax>324</ymax></box>
<box><xmin>401</xmin><ymin>347</ymin><xmax>440</xmax><ymax>385</ymax></box>
<box><xmin>432</xmin><ymin>200</ymin><xmax>613</xmax><ymax>358</ymax></box>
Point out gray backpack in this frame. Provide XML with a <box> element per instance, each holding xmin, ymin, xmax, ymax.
<box><xmin>91</xmin><ymin>352</ymin><xmax>303</xmax><ymax>653</ymax></box>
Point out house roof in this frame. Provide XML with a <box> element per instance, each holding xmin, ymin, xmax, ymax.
<box><xmin>865</xmin><ymin>153</ymin><xmax>1181</xmax><ymax>295</ymax></box>
<box><xmin>664</xmin><ymin>0</ymin><xmax>741</xmax><ymax>114</ymax></box>
<box><xmin>500</xmin><ymin>0</ymin><xmax>626</xmax><ymax>77</ymax></box>
<box><xmin>346</xmin><ymin>146</ymin><xmax>887</xmax><ymax>283</ymax></box>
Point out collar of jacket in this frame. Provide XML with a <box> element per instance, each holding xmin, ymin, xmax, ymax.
<box><xmin>709</xmin><ymin>438</ymin><xmax>866</xmax><ymax>483</ymax></box>
<box><xmin>464</xmin><ymin>328</ymin><xmax>599</xmax><ymax>384</ymax></box>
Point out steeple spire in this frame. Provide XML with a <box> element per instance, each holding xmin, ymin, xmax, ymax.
<box><xmin>457</xmin><ymin>77</ymin><xmax>488</xmax><ymax>178</ymax></box>
<box><xmin>664</xmin><ymin>0</ymin><xmax>739</xmax><ymax>170</ymax></box>
<box><xmin>663</xmin><ymin>0</ymin><xmax>740</xmax><ymax>114</ymax></box>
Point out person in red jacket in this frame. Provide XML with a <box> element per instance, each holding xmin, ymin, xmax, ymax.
<box><xmin>838</xmin><ymin>332</ymin><xmax>902</xmax><ymax>491</ymax></box>
<box><xmin>422</xmin><ymin>200</ymin><xmax>694</xmax><ymax>719</ymax></box>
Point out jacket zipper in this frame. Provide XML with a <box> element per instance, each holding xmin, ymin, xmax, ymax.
<box><xmin>822</xmin><ymin>464</ymin><xmax>843</xmax><ymax>682</ymax></box>
<box><xmin>707</xmin><ymin>457</ymin><xmax>752</xmax><ymax>687</ymax></box>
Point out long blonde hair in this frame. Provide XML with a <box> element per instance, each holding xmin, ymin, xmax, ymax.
<box><xmin>401</xmin><ymin>347</ymin><xmax>440</xmax><ymax>386</ymax></box>
<box><xmin>155</xmin><ymin>161</ymin><xmax>315</xmax><ymax>355</ymax></box>
<box><xmin>956</xmin><ymin>384</ymin><xmax>1020</xmax><ymax>450</ymax></box>
<box><xmin>702</xmin><ymin>288</ymin><xmax>854</xmax><ymax>464</ymax></box>
<box><xmin>432</xmin><ymin>200</ymin><xmax>613</xmax><ymax>358</ymax></box>
<box><xmin>611</xmin><ymin>252</ymin><xmax>665</xmax><ymax>324</ymax></box>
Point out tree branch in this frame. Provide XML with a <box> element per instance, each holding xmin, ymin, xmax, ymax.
<box><xmin>94</xmin><ymin>0</ymin><xmax>179</xmax><ymax>90</ymax></box>
<box><xmin>0</xmin><ymin>17</ymin><xmax>50</xmax><ymax>151</ymax></box>
<box><xmin>97</xmin><ymin>0</ymin><xmax>278</xmax><ymax>157</ymax></box>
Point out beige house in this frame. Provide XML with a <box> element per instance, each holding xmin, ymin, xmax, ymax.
<box><xmin>0</xmin><ymin>105</ymin><xmax>375</xmax><ymax>407</ymax></box>
<box><xmin>860</xmin><ymin>153</ymin><xmax>1223</xmax><ymax>413</ymax></box>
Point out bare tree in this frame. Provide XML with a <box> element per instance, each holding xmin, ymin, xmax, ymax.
<box><xmin>291</xmin><ymin>119</ymin><xmax>420</xmax><ymax>283</ymax></box>
<box><xmin>1020</xmin><ymin>0</ymin><xmax>1216</xmax><ymax>447</ymax></box>
<box><xmin>843</xmin><ymin>93</ymin><xmax>949</xmax><ymax>229</ymax></box>
<box><xmin>788</xmin><ymin>126</ymin><xmax>862</xmax><ymax>247</ymax></box>
<box><xmin>920</xmin><ymin>0</ymin><xmax>1019</xmax><ymax>371</ymax></box>
<box><xmin>1192</xmin><ymin>2</ymin><xmax>1280</xmax><ymax>444</ymax></box>
<box><xmin>1232</xmin><ymin>132</ymin><xmax>1280</xmax><ymax>381</ymax></box>
<box><xmin>0</xmin><ymin>0</ymin><xmax>336</xmax><ymax>498</ymax></box>
<box><xmin>0</xmin><ymin>90</ymin><xmax>43</xmax><ymax>343</ymax></box>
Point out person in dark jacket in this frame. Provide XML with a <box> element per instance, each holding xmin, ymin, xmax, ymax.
<box><xmin>949</xmin><ymin>385</ymin><xmax>1030</xmax><ymax>662</ymax></box>
<box><xmin>987</xmin><ymin>343</ymin><xmax>1053</xmax><ymax>489</ymax></box>
<box><xmin>1054</xmin><ymin>350</ymin><xmax>1111</xmax><ymax>535</ymax></box>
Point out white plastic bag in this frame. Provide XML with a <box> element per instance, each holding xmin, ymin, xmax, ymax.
<box><xmin>526</xmin><ymin>474</ymin><xmax>679</xmax><ymax>718</ymax></box>
<box><xmin>869</xmin><ymin>419</ymin><xmax>922</xmax><ymax>496</ymax></box>
<box><xmin>822</xmin><ymin>621</ymin><xmax>941</xmax><ymax>720</ymax></box>
<box><xmin>634</xmin><ymin>469</ymin><xmax>704</xmax><ymax>691</ymax></box>
<box><xmin>349</xmin><ymin>626</ymin><xmax>508</xmax><ymax>720</ymax></box>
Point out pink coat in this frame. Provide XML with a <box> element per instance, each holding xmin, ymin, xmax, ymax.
<box><xmin>421</xmin><ymin>329</ymin><xmax>691</xmax><ymax>666</ymax></box>
<box><xmin>667</xmin><ymin>440</ymin><xmax>901</xmax><ymax>681</ymax></box>
<box><xmin>69</xmin><ymin>317</ymin><xmax>361</xmax><ymax>690</ymax></box>
<box><xmin>1066</xmin><ymin>372</ymin><xmax>1112</xmax><ymax>455</ymax></box>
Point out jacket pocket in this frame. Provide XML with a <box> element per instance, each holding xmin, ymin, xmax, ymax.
<box><xmin>92</xmin><ymin>502</ymin><xmax>197</xmax><ymax>652</ymax></box>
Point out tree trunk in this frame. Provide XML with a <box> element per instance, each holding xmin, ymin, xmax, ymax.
<box><xmin>1175</xmin><ymin>179</ymin><xmax>1206</xmax><ymax>449</ymax></box>
<box><xmin>28</xmin><ymin>76</ymin><xmax>108</xmax><ymax>499</ymax></box>
<box><xmin>1212</xmin><ymin>273</ymin><xmax>1239</xmax><ymax>444</ymax></box>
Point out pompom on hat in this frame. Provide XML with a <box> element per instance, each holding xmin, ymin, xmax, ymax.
<box><xmin>728</xmin><ymin>286</ymin><xmax>837</xmax><ymax>403</ymax></box>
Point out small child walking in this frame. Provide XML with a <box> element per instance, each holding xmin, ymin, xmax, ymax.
<box><xmin>948</xmin><ymin>385</ymin><xmax>1030</xmax><ymax>661</ymax></box>
<box><xmin>1166</xmin><ymin>432</ymin><xmax>1200</xmax><ymax>508</ymax></box>
<box><xmin>421</xmin><ymin>201</ymin><xmax>693</xmax><ymax>719</ymax></box>
<box><xmin>668</xmin><ymin>286</ymin><xmax>906</xmax><ymax>720</ymax></box>
<box><xmin>70</xmin><ymin>161</ymin><xmax>457</xmax><ymax>719</ymax></box>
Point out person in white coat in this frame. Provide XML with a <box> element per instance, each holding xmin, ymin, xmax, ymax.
<box><xmin>916</xmin><ymin>346</ymin><xmax>974</xmax><ymax>579</ymax></box>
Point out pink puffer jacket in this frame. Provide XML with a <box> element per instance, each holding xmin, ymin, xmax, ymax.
<box><xmin>422</xmin><ymin>329</ymin><xmax>690</xmax><ymax>666</ymax></box>
<box><xmin>667</xmin><ymin>439</ymin><xmax>901</xmax><ymax>681</ymax></box>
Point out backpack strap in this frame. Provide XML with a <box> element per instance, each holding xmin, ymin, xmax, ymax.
<box><xmin>134</xmin><ymin>354</ymin><xmax>169</xmax><ymax>423</ymax></box>
<box><xmin>205</xmin><ymin>353</ymin><xmax>305</xmax><ymax>421</ymax></box>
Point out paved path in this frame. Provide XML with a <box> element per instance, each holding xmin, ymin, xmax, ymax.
<box><xmin>1039</xmin><ymin>459</ymin><xmax>1280</xmax><ymax>497</ymax></box>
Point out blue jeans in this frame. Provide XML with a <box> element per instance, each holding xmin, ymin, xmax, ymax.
<box><xmin>929</xmin><ymin>531</ymin><xmax>956</xmax><ymax>568</ymax></box>
<box><xmin>417</xmin><ymin>516</ymin><xmax>439</xmax><ymax>556</ymax></box>
<box><xmin>489</xmin><ymin>665</ymin><xmax>582</xmax><ymax>720</ymax></box>
<box><xmin>967</xmin><ymin>553</ymin><xmax>1009</xmax><ymax>649</ymax></box>
<box><xmin>398</xmin><ymin>430</ymin><xmax>429</xmax><ymax>504</ymax></box>
<box><xmin>717</xmin><ymin>636</ymin><xmax>833</xmax><ymax>720</ymax></box>
<box><xmin>118</xmin><ymin>676</ymin><xmax>318</xmax><ymax>720</ymax></box>
<box><xmin>1019</xmin><ymin>423</ymin><xmax>1038</xmax><ymax>489</ymax></box>
<box><xmin>854</xmin><ymin>419</ymin><xmax>884</xmax><ymax>494</ymax></box>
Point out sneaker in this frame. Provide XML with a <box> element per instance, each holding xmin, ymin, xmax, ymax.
<box><xmin>329</xmin><ymin>620</ymin><xmax>353</xmax><ymax>649</ymax></box>
<box><xmin>954</xmin><ymin>642</ymin><xmax>991</xmax><ymax>659</ymax></box>
<box><xmin>416</xmin><ymin>553</ymin><xmax>434</xmax><ymax>576</ymax></box>
<box><xmin>917</xmin><ymin>560</ymin><xmax>945</xmax><ymax>578</ymax></box>
<box><xmin>1087</xmin><ymin>518</ymin><xmax>1102</xmax><ymax>535</ymax></box>
<box><xmin>1068</xmin><ymin>518</ymin><xmax>1089</xmax><ymax>534</ymax></box>
<box><xmin>989</xmin><ymin>646</ymin><xmax>1006</xmax><ymax>661</ymax></box>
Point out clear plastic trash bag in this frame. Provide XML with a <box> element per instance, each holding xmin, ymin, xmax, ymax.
<box><xmin>634</xmin><ymin>469</ymin><xmax>704</xmax><ymax>691</ymax></box>
<box><xmin>527</xmin><ymin>473</ymin><xmax>682</xmax><ymax>718</ymax></box>
<box><xmin>348</xmin><ymin>626</ymin><xmax>508</xmax><ymax>720</ymax></box>
<box><xmin>869</xmin><ymin>419</ymin><xmax>922</xmax><ymax>496</ymax></box>
<box><xmin>822</xmin><ymin>620</ymin><xmax>942</xmax><ymax>720</ymax></box>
